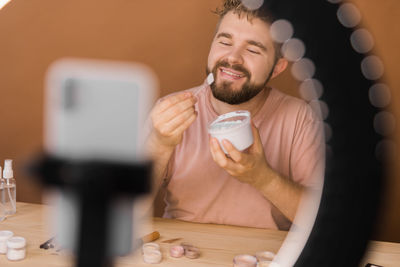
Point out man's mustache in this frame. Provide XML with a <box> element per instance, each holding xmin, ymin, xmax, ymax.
<box><xmin>213</xmin><ymin>61</ymin><xmax>251</xmax><ymax>78</ymax></box>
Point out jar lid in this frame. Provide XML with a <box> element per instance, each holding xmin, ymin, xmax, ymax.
<box><xmin>0</xmin><ymin>230</ymin><xmax>13</xmax><ymax>241</ymax></box>
<box><xmin>7</xmin><ymin>236</ymin><xmax>26</xmax><ymax>249</ymax></box>
<box><xmin>142</xmin><ymin>242</ymin><xmax>160</xmax><ymax>254</ymax></box>
<box><xmin>208</xmin><ymin>110</ymin><xmax>251</xmax><ymax>135</ymax></box>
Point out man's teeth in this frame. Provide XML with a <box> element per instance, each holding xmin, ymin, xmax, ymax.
<box><xmin>222</xmin><ymin>69</ymin><xmax>243</xmax><ymax>77</ymax></box>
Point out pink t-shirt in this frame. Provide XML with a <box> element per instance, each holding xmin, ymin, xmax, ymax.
<box><xmin>161</xmin><ymin>83</ymin><xmax>324</xmax><ymax>229</ymax></box>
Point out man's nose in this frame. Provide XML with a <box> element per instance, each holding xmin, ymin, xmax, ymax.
<box><xmin>225</xmin><ymin>47</ymin><xmax>244</xmax><ymax>65</ymax></box>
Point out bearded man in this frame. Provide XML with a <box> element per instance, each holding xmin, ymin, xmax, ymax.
<box><xmin>146</xmin><ymin>0</ymin><xmax>324</xmax><ymax>230</ymax></box>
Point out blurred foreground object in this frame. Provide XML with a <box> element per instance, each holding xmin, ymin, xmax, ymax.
<box><xmin>30</xmin><ymin>58</ymin><xmax>158</xmax><ymax>267</ymax></box>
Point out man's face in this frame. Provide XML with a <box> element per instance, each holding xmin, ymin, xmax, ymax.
<box><xmin>207</xmin><ymin>11</ymin><xmax>278</xmax><ymax>105</ymax></box>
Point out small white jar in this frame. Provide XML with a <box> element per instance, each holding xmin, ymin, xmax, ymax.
<box><xmin>255</xmin><ymin>251</ymin><xmax>275</xmax><ymax>262</ymax></box>
<box><xmin>208</xmin><ymin>110</ymin><xmax>254</xmax><ymax>154</ymax></box>
<box><xmin>0</xmin><ymin>230</ymin><xmax>13</xmax><ymax>254</ymax></box>
<box><xmin>6</xmin><ymin>236</ymin><xmax>26</xmax><ymax>261</ymax></box>
<box><xmin>233</xmin><ymin>254</ymin><xmax>258</xmax><ymax>267</ymax></box>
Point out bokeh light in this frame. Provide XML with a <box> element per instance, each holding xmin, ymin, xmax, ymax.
<box><xmin>369</xmin><ymin>83</ymin><xmax>391</xmax><ymax>108</ymax></box>
<box><xmin>375</xmin><ymin>139</ymin><xmax>397</xmax><ymax>162</ymax></box>
<box><xmin>361</xmin><ymin>55</ymin><xmax>385</xmax><ymax>80</ymax></box>
<box><xmin>374</xmin><ymin>111</ymin><xmax>396</xmax><ymax>136</ymax></box>
<box><xmin>310</xmin><ymin>100</ymin><xmax>329</xmax><ymax>120</ymax></box>
<box><xmin>337</xmin><ymin>3</ymin><xmax>362</xmax><ymax>28</ymax></box>
<box><xmin>281</xmin><ymin>38</ymin><xmax>306</xmax><ymax>62</ymax></box>
<box><xmin>291</xmin><ymin>58</ymin><xmax>316</xmax><ymax>81</ymax></box>
<box><xmin>241</xmin><ymin>0</ymin><xmax>264</xmax><ymax>11</ymax></box>
<box><xmin>270</xmin><ymin>19</ymin><xmax>294</xmax><ymax>43</ymax></box>
<box><xmin>350</xmin><ymin>28</ymin><xmax>374</xmax><ymax>54</ymax></box>
<box><xmin>299</xmin><ymin>79</ymin><xmax>324</xmax><ymax>102</ymax></box>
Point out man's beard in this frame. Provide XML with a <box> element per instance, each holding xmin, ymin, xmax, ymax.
<box><xmin>206</xmin><ymin>60</ymin><xmax>274</xmax><ymax>105</ymax></box>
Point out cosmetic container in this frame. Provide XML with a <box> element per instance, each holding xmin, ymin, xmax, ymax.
<box><xmin>6</xmin><ymin>236</ymin><xmax>26</xmax><ymax>261</ymax></box>
<box><xmin>209</xmin><ymin>110</ymin><xmax>253</xmax><ymax>154</ymax></box>
<box><xmin>3</xmin><ymin>159</ymin><xmax>16</xmax><ymax>215</ymax></box>
<box><xmin>0</xmin><ymin>230</ymin><xmax>13</xmax><ymax>254</ymax></box>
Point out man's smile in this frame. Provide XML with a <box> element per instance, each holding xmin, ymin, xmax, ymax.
<box><xmin>219</xmin><ymin>67</ymin><xmax>246</xmax><ymax>81</ymax></box>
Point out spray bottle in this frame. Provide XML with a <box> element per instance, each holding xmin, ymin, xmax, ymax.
<box><xmin>0</xmin><ymin>166</ymin><xmax>6</xmax><ymax>221</ymax></box>
<box><xmin>3</xmin><ymin>159</ymin><xmax>16</xmax><ymax>215</ymax></box>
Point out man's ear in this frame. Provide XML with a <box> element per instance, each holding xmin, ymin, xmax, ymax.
<box><xmin>270</xmin><ymin>58</ymin><xmax>288</xmax><ymax>79</ymax></box>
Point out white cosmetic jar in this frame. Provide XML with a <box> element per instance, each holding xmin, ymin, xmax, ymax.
<box><xmin>6</xmin><ymin>236</ymin><xmax>26</xmax><ymax>261</ymax></box>
<box><xmin>208</xmin><ymin>110</ymin><xmax>254</xmax><ymax>154</ymax></box>
<box><xmin>255</xmin><ymin>251</ymin><xmax>275</xmax><ymax>262</ymax></box>
<box><xmin>233</xmin><ymin>254</ymin><xmax>258</xmax><ymax>267</ymax></box>
<box><xmin>0</xmin><ymin>230</ymin><xmax>14</xmax><ymax>254</ymax></box>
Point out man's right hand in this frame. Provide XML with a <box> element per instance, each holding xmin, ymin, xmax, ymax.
<box><xmin>148</xmin><ymin>92</ymin><xmax>197</xmax><ymax>151</ymax></box>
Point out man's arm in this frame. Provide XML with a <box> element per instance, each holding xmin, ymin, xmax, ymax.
<box><xmin>255</xmin><ymin>166</ymin><xmax>304</xmax><ymax>224</ymax></box>
<box><xmin>209</xmin><ymin>123</ymin><xmax>303</xmax><ymax>223</ymax></box>
<box><xmin>146</xmin><ymin>92</ymin><xmax>197</xmax><ymax>188</ymax></box>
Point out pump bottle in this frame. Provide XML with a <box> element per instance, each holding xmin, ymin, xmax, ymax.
<box><xmin>0</xmin><ymin>166</ymin><xmax>6</xmax><ymax>221</ymax></box>
<box><xmin>3</xmin><ymin>159</ymin><xmax>16</xmax><ymax>215</ymax></box>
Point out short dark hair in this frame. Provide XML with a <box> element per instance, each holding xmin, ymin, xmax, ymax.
<box><xmin>214</xmin><ymin>0</ymin><xmax>275</xmax><ymax>25</ymax></box>
<box><xmin>213</xmin><ymin>0</ymin><xmax>282</xmax><ymax>60</ymax></box>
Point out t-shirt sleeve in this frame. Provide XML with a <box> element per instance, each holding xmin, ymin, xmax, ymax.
<box><xmin>290</xmin><ymin>104</ymin><xmax>325</xmax><ymax>188</ymax></box>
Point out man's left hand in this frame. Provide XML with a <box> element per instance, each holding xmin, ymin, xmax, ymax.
<box><xmin>209</xmin><ymin>122</ymin><xmax>271</xmax><ymax>188</ymax></box>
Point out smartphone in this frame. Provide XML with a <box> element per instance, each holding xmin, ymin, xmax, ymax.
<box><xmin>43</xmin><ymin>58</ymin><xmax>158</xmax><ymax>258</ymax></box>
<box><xmin>44</xmin><ymin>58</ymin><xmax>157</xmax><ymax>163</ymax></box>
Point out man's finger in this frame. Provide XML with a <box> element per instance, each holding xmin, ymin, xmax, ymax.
<box><xmin>159</xmin><ymin>107</ymin><xmax>196</xmax><ymax>135</ymax></box>
<box><xmin>155</xmin><ymin>97</ymin><xmax>196</xmax><ymax>123</ymax></box>
<box><xmin>156</xmin><ymin>92</ymin><xmax>195</xmax><ymax>114</ymax></box>
<box><xmin>171</xmin><ymin>111</ymin><xmax>197</xmax><ymax>136</ymax></box>
<box><xmin>210</xmin><ymin>138</ymin><xmax>230</xmax><ymax>168</ymax></box>
<box><xmin>210</xmin><ymin>138</ymin><xmax>246</xmax><ymax>176</ymax></box>
<box><xmin>221</xmin><ymin>139</ymin><xmax>248</xmax><ymax>164</ymax></box>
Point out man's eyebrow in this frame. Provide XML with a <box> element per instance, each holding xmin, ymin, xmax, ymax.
<box><xmin>216</xmin><ymin>32</ymin><xmax>232</xmax><ymax>39</ymax></box>
<box><xmin>247</xmin><ymin>40</ymin><xmax>267</xmax><ymax>51</ymax></box>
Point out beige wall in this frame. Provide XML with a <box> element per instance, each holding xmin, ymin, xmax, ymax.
<box><xmin>0</xmin><ymin>0</ymin><xmax>398</xmax><ymax>242</ymax></box>
<box><xmin>0</xmin><ymin>0</ymin><xmax>222</xmax><ymax>203</ymax></box>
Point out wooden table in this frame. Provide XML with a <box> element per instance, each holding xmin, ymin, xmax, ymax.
<box><xmin>0</xmin><ymin>203</ymin><xmax>399</xmax><ymax>266</ymax></box>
